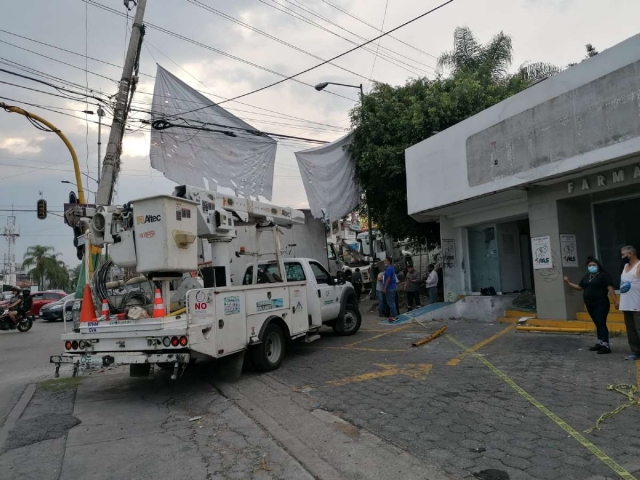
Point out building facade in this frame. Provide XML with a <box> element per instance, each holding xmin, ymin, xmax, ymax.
<box><xmin>405</xmin><ymin>34</ymin><xmax>640</xmax><ymax>320</ymax></box>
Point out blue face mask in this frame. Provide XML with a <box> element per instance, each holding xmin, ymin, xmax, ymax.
<box><xmin>588</xmin><ymin>265</ymin><xmax>598</xmax><ymax>274</ymax></box>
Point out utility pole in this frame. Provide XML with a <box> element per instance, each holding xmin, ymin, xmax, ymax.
<box><xmin>96</xmin><ymin>0</ymin><xmax>147</xmax><ymax>206</ymax></box>
<box><xmin>1</xmin><ymin>211</ymin><xmax>19</xmax><ymax>287</ymax></box>
<box><xmin>97</xmin><ymin>105</ymin><xmax>105</xmax><ymax>184</ymax></box>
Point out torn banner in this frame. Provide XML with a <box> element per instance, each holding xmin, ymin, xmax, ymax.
<box><xmin>149</xmin><ymin>65</ymin><xmax>276</xmax><ymax>200</ymax></box>
<box><xmin>295</xmin><ymin>132</ymin><xmax>360</xmax><ymax>219</ymax></box>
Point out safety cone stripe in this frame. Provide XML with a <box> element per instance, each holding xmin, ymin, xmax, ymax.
<box><xmin>153</xmin><ymin>288</ymin><xmax>166</xmax><ymax>317</ymax></box>
<box><xmin>80</xmin><ymin>284</ymin><xmax>97</xmax><ymax>322</ymax></box>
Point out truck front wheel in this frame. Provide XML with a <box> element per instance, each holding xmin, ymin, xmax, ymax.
<box><xmin>252</xmin><ymin>323</ymin><xmax>286</xmax><ymax>372</ymax></box>
<box><xmin>332</xmin><ymin>304</ymin><xmax>362</xmax><ymax>336</ymax></box>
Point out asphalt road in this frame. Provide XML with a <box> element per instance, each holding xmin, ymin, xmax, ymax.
<box><xmin>0</xmin><ymin>318</ymin><xmax>63</xmax><ymax>429</ymax></box>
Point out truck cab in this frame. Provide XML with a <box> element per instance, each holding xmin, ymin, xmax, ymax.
<box><xmin>242</xmin><ymin>258</ymin><xmax>361</xmax><ymax>335</ymax></box>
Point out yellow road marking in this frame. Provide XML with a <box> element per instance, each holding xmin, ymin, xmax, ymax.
<box><xmin>318</xmin><ymin>346</ymin><xmax>409</xmax><ymax>353</ymax></box>
<box><xmin>446</xmin><ymin>334</ymin><xmax>636</xmax><ymax>480</ymax></box>
<box><xmin>346</xmin><ymin>324</ymin><xmax>413</xmax><ymax>347</ymax></box>
<box><xmin>294</xmin><ymin>363</ymin><xmax>432</xmax><ymax>391</ymax></box>
<box><xmin>446</xmin><ymin>324</ymin><xmax>516</xmax><ymax>366</ymax></box>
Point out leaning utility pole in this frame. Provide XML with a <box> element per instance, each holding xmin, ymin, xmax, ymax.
<box><xmin>96</xmin><ymin>0</ymin><xmax>148</xmax><ymax>205</ymax></box>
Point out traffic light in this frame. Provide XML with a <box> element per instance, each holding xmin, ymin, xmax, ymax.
<box><xmin>36</xmin><ymin>199</ymin><xmax>47</xmax><ymax>220</ymax></box>
<box><xmin>68</xmin><ymin>192</ymin><xmax>84</xmax><ymax>261</ymax></box>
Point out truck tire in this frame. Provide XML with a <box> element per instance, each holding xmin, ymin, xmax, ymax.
<box><xmin>251</xmin><ymin>323</ymin><xmax>286</xmax><ymax>372</ymax></box>
<box><xmin>332</xmin><ymin>304</ymin><xmax>361</xmax><ymax>336</ymax></box>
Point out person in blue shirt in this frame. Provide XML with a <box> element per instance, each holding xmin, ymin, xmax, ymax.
<box><xmin>382</xmin><ymin>257</ymin><xmax>398</xmax><ymax>321</ymax></box>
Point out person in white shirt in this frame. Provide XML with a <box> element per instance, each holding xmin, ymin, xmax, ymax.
<box><xmin>619</xmin><ymin>245</ymin><xmax>640</xmax><ymax>360</ymax></box>
<box><xmin>425</xmin><ymin>264</ymin><xmax>439</xmax><ymax>304</ymax></box>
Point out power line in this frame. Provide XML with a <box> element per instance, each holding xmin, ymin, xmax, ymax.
<box><xmin>187</xmin><ymin>0</ymin><xmax>381</xmax><ymax>83</ymax></box>
<box><xmin>274</xmin><ymin>0</ymin><xmax>436</xmax><ymax>73</ymax></box>
<box><xmin>0</xmin><ymin>28</ymin><xmax>155</xmax><ymax>77</ymax></box>
<box><xmin>83</xmin><ymin>0</ymin><xmax>357</xmax><ymax>103</ymax></box>
<box><xmin>0</xmin><ymin>68</ymin><xmax>110</xmax><ymax>104</ymax></box>
<box><xmin>319</xmin><ymin>0</ymin><xmax>438</xmax><ymax>60</ymax></box>
<box><xmin>0</xmin><ymin>39</ymin><xmax>118</xmax><ymax>84</ymax></box>
<box><xmin>162</xmin><ymin>0</ymin><xmax>454</xmax><ymax>118</ymax></box>
<box><xmin>255</xmin><ymin>0</ymin><xmax>429</xmax><ymax>76</ymax></box>
<box><xmin>367</xmin><ymin>0</ymin><xmax>389</xmax><ymax>92</ymax></box>
<box><xmin>0</xmin><ymin>28</ymin><xmax>350</xmax><ymax>129</ymax></box>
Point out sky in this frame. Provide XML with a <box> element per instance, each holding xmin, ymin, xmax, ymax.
<box><xmin>0</xmin><ymin>0</ymin><xmax>638</xmax><ymax>270</ymax></box>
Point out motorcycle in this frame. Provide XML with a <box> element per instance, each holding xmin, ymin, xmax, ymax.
<box><xmin>0</xmin><ymin>306</ymin><xmax>34</xmax><ymax>332</ymax></box>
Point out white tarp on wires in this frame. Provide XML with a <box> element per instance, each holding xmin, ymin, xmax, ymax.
<box><xmin>295</xmin><ymin>132</ymin><xmax>360</xmax><ymax>219</ymax></box>
<box><xmin>149</xmin><ymin>65</ymin><xmax>277</xmax><ymax>200</ymax></box>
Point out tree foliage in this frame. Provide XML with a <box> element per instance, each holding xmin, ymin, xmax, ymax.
<box><xmin>23</xmin><ymin>245</ymin><xmax>72</xmax><ymax>291</ymax></box>
<box><xmin>349</xmin><ymin>27</ymin><xmax>559</xmax><ymax>243</ymax></box>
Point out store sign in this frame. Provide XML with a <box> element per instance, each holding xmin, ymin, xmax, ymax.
<box><xmin>560</xmin><ymin>234</ymin><xmax>578</xmax><ymax>267</ymax></box>
<box><xmin>567</xmin><ymin>165</ymin><xmax>640</xmax><ymax>194</ymax></box>
<box><xmin>531</xmin><ymin>236</ymin><xmax>552</xmax><ymax>270</ymax></box>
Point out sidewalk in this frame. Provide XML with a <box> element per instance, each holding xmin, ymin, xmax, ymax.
<box><xmin>0</xmin><ymin>367</ymin><xmax>314</xmax><ymax>480</ymax></box>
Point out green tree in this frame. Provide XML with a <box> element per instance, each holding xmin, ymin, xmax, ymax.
<box><xmin>350</xmin><ymin>27</ymin><xmax>559</xmax><ymax>242</ymax></box>
<box><xmin>22</xmin><ymin>245</ymin><xmax>71</xmax><ymax>291</ymax></box>
<box><xmin>23</xmin><ymin>245</ymin><xmax>57</xmax><ymax>290</ymax></box>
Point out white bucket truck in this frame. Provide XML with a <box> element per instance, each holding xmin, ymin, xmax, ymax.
<box><xmin>51</xmin><ymin>186</ymin><xmax>361</xmax><ymax>379</ymax></box>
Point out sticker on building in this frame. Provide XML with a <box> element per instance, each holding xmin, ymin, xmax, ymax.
<box><xmin>224</xmin><ymin>296</ymin><xmax>241</xmax><ymax>315</ymax></box>
<box><xmin>560</xmin><ymin>234</ymin><xmax>578</xmax><ymax>267</ymax></box>
<box><xmin>442</xmin><ymin>239</ymin><xmax>456</xmax><ymax>267</ymax></box>
<box><xmin>256</xmin><ymin>298</ymin><xmax>284</xmax><ymax>312</ymax></box>
<box><xmin>531</xmin><ymin>236</ymin><xmax>552</xmax><ymax>269</ymax></box>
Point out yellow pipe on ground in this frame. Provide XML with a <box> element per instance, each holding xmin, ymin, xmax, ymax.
<box><xmin>412</xmin><ymin>326</ymin><xmax>447</xmax><ymax>347</ymax></box>
<box><xmin>517</xmin><ymin>326</ymin><xmax>593</xmax><ymax>333</ymax></box>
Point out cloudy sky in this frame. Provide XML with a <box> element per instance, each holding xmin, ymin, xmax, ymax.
<box><xmin>0</xmin><ymin>0</ymin><xmax>638</xmax><ymax>269</ymax></box>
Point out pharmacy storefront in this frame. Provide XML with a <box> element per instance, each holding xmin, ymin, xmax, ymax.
<box><xmin>405</xmin><ymin>33</ymin><xmax>640</xmax><ymax>320</ymax></box>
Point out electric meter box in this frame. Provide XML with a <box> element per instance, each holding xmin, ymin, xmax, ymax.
<box><xmin>130</xmin><ymin>195</ymin><xmax>199</xmax><ymax>273</ymax></box>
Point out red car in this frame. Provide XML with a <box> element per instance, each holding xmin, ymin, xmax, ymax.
<box><xmin>30</xmin><ymin>290</ymin><xmax>67</xmax><ymax>316</ymax></box>
<box><xmin>0</xmin><ymin>290</ymin><xmax>66</xmax><ymax>316</ymax></box>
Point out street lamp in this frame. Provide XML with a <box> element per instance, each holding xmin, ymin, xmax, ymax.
<box><xmin>61</xmin><ymin>180</ymin><xmax>96</xmax><ymax>195</ymax></box>
<box><xmin>315</xmin><ymin>81</ymin><xmax>375</xmax><ymax>298</ymax></box>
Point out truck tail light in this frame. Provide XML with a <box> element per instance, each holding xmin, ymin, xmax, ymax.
<box><xmin>179</xmin><ymin>336</ymin><xmax>188</xmax><ymax>346</ymax></box>
<box><xmin>171</xmin><ymin>336</ymin><xmax>179</xmax><ymax>347</ymax></box>
<box><xmin>162</xmin><ymin>337</ymin><xmax>171</xmax><ymax>347</ymax></box>
<box><xmin>71</xmin><ymin>341</ymin><xmax>79</xmax><ymax>350</ymax></box>
<box><xmin>65</xmin><ymin>341</ymin><xmax>72</xmax><ymax>350</ymax></box>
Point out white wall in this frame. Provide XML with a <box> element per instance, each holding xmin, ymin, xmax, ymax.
<box><xmin>406</xmin><ymin>34</ymin><xmax>640</xmax><ymax>217</ymax></box>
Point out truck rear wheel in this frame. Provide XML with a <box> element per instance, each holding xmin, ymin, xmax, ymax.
<box><xmin>252</xmin><ymin>323</ymin><xmax>285</xmax><ymax>372</ymax></box>
<box><xmin>332</xmin><ymin>304</ymin><xmax>361</xmax><ymax>336</ymax></box>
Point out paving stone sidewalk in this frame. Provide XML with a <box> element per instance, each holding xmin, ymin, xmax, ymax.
<box><xmin>269</xmin><ymin>300</ymin><xmax>640</xmax><ymax>480</ymax></box>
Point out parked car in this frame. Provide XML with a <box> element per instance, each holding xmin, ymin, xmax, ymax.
<box><xmin>30</xmin><ymin>290</ymin><xmax>67</xmax><ymax>317</ymax></box>
<box><xmin>40</xmin><ymin>293</ymin><xmax>77</xmax><ymax>322</ymax></box>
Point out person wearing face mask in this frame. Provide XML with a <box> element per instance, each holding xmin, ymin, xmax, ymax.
<box><xmin>619</xmin><ymin>245</ymin><xmax>640</xmax><ymax>360</ymax></box>
<box><xmin>564</xmin><ymin>257</ymin><xmax>616</xmax><ymax>354</ymax></box>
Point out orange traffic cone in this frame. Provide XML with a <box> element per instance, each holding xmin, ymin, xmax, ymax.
<box><xmin>79</xmin><ymin>284</ymin><xmax>97</xmax><ymax>322</ymax></box>
<box><xmin>153</xmin><ymin>289</ymin><xmax>166</xmax><ymax>318</ymax></box>
<box><xmin>100</xmin><ymin>299</ymin><xmax>110</xmax><ymax>322</ymax></box>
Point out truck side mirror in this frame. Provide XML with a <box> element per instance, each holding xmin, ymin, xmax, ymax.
<box><xmin>335</xmin><ymin>271</ymin><xmax>345</xmax><ymax>285</ymax></box>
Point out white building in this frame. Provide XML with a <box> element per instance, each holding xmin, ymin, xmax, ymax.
<box><xmin>405</xmin><ymin>34</ymin><xmax>640</xmax><ymax>320</ymax></box>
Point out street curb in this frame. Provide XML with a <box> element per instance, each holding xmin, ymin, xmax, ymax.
<box><xmin>0</xmin><ymin>383</ymin><xmax>36</xmax><ymax>451</ymax></box>
<box><xmin>216</xmin><ymin>381</ymin><xmax>344</xmax><ymax>480</ymax></box>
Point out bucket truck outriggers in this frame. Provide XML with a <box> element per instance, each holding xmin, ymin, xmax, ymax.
<box><xmin>51</xmin><ymin>186</ymin><xmax>361</xmax><ymax>378</ymax></box>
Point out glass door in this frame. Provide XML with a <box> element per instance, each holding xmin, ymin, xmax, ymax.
<box><xmin>468</xmin><ymin>226</ymin><xmax>502</xmax><ymax>293</ymax></box>
<box><xmin>593</xmin><ymin>196</ymin><xmax>640</xmax><ymax>288</ymax></box>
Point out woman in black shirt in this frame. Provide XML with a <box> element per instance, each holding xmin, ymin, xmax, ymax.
<box><xmin>564</xmin><ymin>257</ymin><xmax>617</xmax><ymax>354</ymax></box>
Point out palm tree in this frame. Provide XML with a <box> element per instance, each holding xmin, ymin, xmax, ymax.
<box><xmin>437</xmin><ymin>27</ymin><xmax>513</xmax><ymax>81</ymax></box>
<box><xmin>23</xmin><ymin>245</ymin><xmax>60</xmax><ymax>290</ymax></box>
<box><xmin>438</xmin><ymin>26</ymin><xmax>560</xmax><ymax>83</ymax></box>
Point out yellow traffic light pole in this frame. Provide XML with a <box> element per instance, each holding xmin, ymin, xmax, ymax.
<box><xmin>1</xmin><ymin>103</ymin><xmax>100</xmax><ymax>284</ymax></box>
<box><xmin>0</xmin><ymin>103</ymin><xmax>86</xmax><ymax>204</ymax></box>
